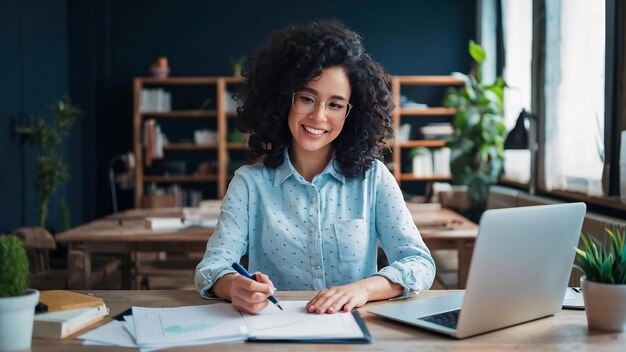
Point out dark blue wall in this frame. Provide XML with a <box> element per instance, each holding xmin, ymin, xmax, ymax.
<box><xmin>1</xmin><ymin>0</ymin><xmax>476</xmax><ymax>232</ymax></box>
<box><xmin>0</xmin><ymin>0</ymin><xmax>73</xmax><ymax>233</ymax></box>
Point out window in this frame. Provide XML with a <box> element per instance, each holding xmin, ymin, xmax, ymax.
<box><xmin>494</xmin><ymin>0</ymin><xmax>609</xmax><ymax>197</ymax></box>
<box><xmin>501</xmin><ymin>0</ymin><xmax>533</xmax><ymax>184</ymax></box>
<box><xmin>543</xmin><ymin>0</ymin><xmax>605</xmax><ymax>196</ymax></box>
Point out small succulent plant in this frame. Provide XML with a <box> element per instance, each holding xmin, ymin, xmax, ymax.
<box><xmin>0</xmin><ymin>235</ymin><xmax>29</xmax><ymax>297</ymax></box>
<box><xmin>574</xmin><ymin>229</ymin><xmax>626</xmax><ymax>285</ymax></box>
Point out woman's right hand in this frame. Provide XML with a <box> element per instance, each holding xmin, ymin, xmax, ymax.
<box><xmin>229</xmin><ymin>272</ymin><xmax>276</xmax><ymax>314</ymax></box>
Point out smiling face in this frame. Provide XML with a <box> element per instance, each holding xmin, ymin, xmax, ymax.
<box><xmin>288</xmin><ymin>66</ymin><xmax>352</xmax><ymax>164</ymax></box>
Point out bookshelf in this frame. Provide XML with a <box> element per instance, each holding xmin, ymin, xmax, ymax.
<box><xmin>389</xmin><ymin>76</ymin><xmax>464</xmax><ymax>189</ymax></box>
<box><xmin>133</xmin><ymin>75</ymin><xmax>462</xmax><ymax>207</ymax></box>
<box><xmin>133</xmin><ymin>76</ymin><xmax>244</xmax><ymax>207</ymax></box>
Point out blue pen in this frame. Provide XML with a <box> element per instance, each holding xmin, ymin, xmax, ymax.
<box><xmin>232</xmin><ymin>262</ymin><xmax>283</xmax><ymax>311</ymax></box>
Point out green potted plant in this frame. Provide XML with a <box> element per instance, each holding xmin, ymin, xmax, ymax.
<box><xmin>574</xmin><ymin>229</ymin><xmax>626</xmax><ymax>331</ymax></box>
<box><xmin>15</xmin><ymin>97</ymin><xmax>81</xmax><ymax>227</ymax></box>
<box><xmin>0</xmin><ymin>235</ymin><xmax>39</xmax><ymax>351</ymax></box>
<box><xmin>443</xmin><ymin>40</ymin><xmax>506</xmax><ymax>219</ymax></box>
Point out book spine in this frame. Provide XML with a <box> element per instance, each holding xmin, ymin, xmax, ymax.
<box><xmin>33</xmin><ymin>320</ymin><xmax>64</xmax><ymax>339</ymax></box>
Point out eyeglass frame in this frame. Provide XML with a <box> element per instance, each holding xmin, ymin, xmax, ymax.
<box><xmin>291</xmin><ymin>91</ymin><xmax>354</xmax><ymax>120</ymax></box>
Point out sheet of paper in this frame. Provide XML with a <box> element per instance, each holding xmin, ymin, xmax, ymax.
<box><xmin>124</xmin><ymin>316</ymin><xmax>245</xmax><ymax>352</ymax></box>
<box><xmin>563</xmin><ymin>287</ymin><xmax>584</xmax><ymax>309</ymax></box>
<box><xmin>242</xmin><ymin>300</ymin><xmax>364</xmax><ymax>339</ymax></box>
<box><xmin>78</xmin><ymin>320</ymin><xmax>137</xmax><ymax>348</ymax></box>
<box><xmin>132</xmin><ymin>304</ymin><xmax>249</xmax><ymax>345</ymax></box>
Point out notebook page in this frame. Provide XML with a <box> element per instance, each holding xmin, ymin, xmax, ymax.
<box><xmin>242</xmin><ymin>300</ymin><xmax>364</xmax><ymax>339</ymax></box>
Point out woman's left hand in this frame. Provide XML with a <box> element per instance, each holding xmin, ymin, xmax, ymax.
<box><xmin>306</xmin><ymin>282</ymin><xmax>369</xmax><ymax>314</ymax></box>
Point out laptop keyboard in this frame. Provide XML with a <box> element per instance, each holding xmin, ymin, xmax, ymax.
<box><xmin>418</xmin><ymin>309</ymin><xmax>460</xmax><ymax>329</ymax></box>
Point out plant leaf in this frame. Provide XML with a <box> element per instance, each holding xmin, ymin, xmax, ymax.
<box><xmin>469</xmin><ymin>40</ymin><xmax>486</xmax><ymax>64</ymax></box>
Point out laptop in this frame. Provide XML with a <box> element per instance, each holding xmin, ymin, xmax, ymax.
<box><xmin>368</xmin><ymin>202</ymin><xmax>586</xmax><ymax>339</ymax></box>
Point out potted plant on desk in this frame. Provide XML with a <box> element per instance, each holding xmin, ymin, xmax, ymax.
<box><xmin>0</xmin><ymin>234</ymin><xmax>40</xmax><ymax>351</ymax></box>
<box><xmin>574</xmin><ymin>229</ymin><xmax>626</xmax><ymax>331</ymax></box>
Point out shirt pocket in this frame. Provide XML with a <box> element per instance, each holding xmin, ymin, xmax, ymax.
<box><xmin>333</xmin><ymin>218</ymin><xmax>368</xmax><ymax>262</ymax></box>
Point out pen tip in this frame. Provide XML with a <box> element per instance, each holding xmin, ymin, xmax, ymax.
<box><xmin>277</xmin><ymin>304</ymin><xmax>283</xmax><ymax>311</ymax></box>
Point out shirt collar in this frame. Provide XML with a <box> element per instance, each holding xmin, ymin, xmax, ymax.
<box><xmin>273</xmin><ymin>148</ymin><xmax>345</xmax><ymax>186</ymax></box>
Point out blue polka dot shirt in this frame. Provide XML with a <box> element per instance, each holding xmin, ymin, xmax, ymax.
<box><xmin>195</xmin><ymin>149</ymin><xmax>435</xmax><ymax>298</ymax></box>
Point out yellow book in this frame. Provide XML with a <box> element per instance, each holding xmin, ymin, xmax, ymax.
<box><xmin>34</xmin><ymin>304</ymin><xmax>109</xmax><ymax>339</ymax></box>
<box><xmin>39</xmin><ymin>290</ymin><xmax>104</xmax><ymax>312</ymax></box>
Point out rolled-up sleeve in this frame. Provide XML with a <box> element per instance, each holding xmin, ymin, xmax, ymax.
<box><xmin>195</xmin><ymin>172</ymin><xmax>250</xmax><ymax>299</ymax></box>
<box><xmin>373</xmin><ymin>165</ymin><xmax>436</xmax><ymax>296</ymax></box>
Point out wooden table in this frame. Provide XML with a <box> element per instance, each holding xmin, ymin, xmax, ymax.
<box><xmin>56</xmin><ymin>206</ymin><xmax>219</xmax><ymax>289</ymax></box>
<box><xmin>408</xmin><ymin>204</ymin><xmax>478</xmax><ymax>288</ymax></box>
<box><xmin>57</xmin><ymin>203</ymin><xmax>477</xmax><ymax>290</ymax></box>
<box><xmin>31</xmin><ymin>290</ymin><xmax>625</xmax><ymax>351</ymax></box>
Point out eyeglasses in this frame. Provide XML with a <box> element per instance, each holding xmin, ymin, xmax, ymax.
<box><xmin>292</xmin><ymin>91</ymin><xmax>353</xmax><ymax>120</ymax></box>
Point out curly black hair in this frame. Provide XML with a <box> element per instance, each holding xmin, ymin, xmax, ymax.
<box><xmin>236</xmin><ymin>20</ymin><xmax>394</xmax><ymax>177</ymax></box>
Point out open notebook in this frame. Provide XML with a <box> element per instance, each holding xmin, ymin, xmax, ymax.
<box><xmin>79</xmin><ymin>301</ymin><xmax>370</xmax><ymax>349</ymax></box>
<box><xmin>243</xmin><ymin>301</ymin><xmax>370</xmax><ymax>343</ymax></box>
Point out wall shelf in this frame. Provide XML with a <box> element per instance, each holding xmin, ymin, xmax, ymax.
<box><xmin>140</xmin><ymin>110</ymin><xmax>217</xmax><ymax>118</ymax></box>
<box><xmin>162</xmin><ymin>143</ymin><xmax>218</xmax><ymax>151</ymax></box>
<box><xmin>143</xmin><ymin>175</ymin><xmax>218</xmax><ymax>182</ymax></box>
<box><xmin>134</xmin><ymin>75</ymin><xmax>463</xmax><ymax>207</ymax></box>
<box><xmin>400</xmin><ymin>174</ymin><xmax>452</xmax><ymax>181</ymax></box>
<box><xmin>399</xmin><ymin>107</ymin><xmax>457</xmax><ymax>116</ymax></box>
<box><xmin>399</xmin><ymin>140</ymin><xmax>448</xmax><ymax>148</ymax></box>
<box><xmin>133</xmin><ymin>76</ymin><xmax>240</xmax><ymax>206</ymax></box>
<box><xmin>390</xmin><ymin>76</ymin><xmax>463</xmax><ymax>187</ymax></box>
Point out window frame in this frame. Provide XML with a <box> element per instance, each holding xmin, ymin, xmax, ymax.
<box><xmin>497</xmin><ymin>0</ymin><xmax>626</xmax><ymax>214</ymax></box>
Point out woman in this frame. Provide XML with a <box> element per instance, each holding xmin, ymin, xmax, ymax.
<box><xmin>195</xmin><ymin>20</ymin><xmax>435</xmax><ymax>314</ymax></box>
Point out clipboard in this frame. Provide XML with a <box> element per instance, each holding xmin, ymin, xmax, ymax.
<box><xmin>112</xmin><ymin>303</ymin><xmax>373</xmax><ymax>344</ymax></box>
<box><xmin>246</xmin><ymin>310</ymin><xmax>372</xmax><ymax>344</ymax></box>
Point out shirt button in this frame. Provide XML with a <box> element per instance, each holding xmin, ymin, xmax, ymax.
<box><xmin>310</xmin><ymin>196</ymin><xmax>317</xmax><ymax>204</ymax></box>
<box><xmin>309</xmin><ymin>226</ymin><xmax>316</xmax><ymax>232</ymax></box>
<box><xmin>316</xmin><ymin>265</ymin><xmax>321</xmax><ymax>270</ymax></box>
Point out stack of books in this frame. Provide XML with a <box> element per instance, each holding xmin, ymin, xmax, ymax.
<box><xmin>140</xmin><ymin>88</ymin><xmax>172</xmax><ymax>112</ymax></box>
<box><xmin>143</xmin><ymin>119</ymin><xmax>166</xmax><ymax>166</ymax></box>
<box><xmin>420</xmin><ymin>123</ymin><xmax>454</xmax><ymax>140</ymax></box>
<box><xmin>34</xmin><ymin>290</ymin><xmax>109</xmax><ymax>339</ymax></box>
<box><xmin>411</xmin><ymin>147</ymin><xmax>451</xmax><ymax>177</ymax></box>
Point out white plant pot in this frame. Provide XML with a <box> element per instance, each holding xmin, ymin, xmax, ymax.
<box><xmin>0</xmin><ymin>289</ymin><xmax>39</xmax><ymax>351</ymax></box>
<box><xmin>581</xmin><ymin>276</ymin><xmax>626</xmax><ymax>332</ymax></box>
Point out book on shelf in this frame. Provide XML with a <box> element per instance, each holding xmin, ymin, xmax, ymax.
<box><xmin>411</xmin><ymin>147</ymin><xmax>451</xmax><ymax>177</ymax></box>
<box><xmin>411</xmin><ymin>147</ymin><xmax>433</xmax><ymax>177</ymax></box>
<box><xmin>39</xmin><ymin>290</ymin><xmax>105</xmax><ymax>312</ymax></box>
<box><xmin>420</xmin><ymin>123</ymin><xmax>454</xmax><ymax>139</ymax></box>
<box><xmin>34</xmin><ymin>304</ymin><xmax>109</xmax><ymax>339</ymax></box>
<box><xmin>143</xmin><ymin>119</ymin><xmax>165</xmax><ymax>166</ymax></box>
<box><xmin>140</xmin><ymin>88</ymin><xmax>171</xmax><ymax>112</ymax></box>
<box><xmin>432</xmin><ymin>147</ymin><xmax>451</xmax><ymax>177</ymax></box>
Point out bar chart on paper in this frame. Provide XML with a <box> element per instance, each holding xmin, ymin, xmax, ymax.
<box><xmin>132</xmin><ymin>305</ymin><xmax>249</xmax><ymax>345</ymax></box>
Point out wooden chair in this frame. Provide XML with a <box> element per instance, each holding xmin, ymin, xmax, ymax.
<box><xmin>13</xmin><ymin>227</ymin><xmax>67</xmax><ymax>290</ymax></box>
<box><xmin>133</xmin><ymin>252</ymin><xmax>202</xmax><ymax>290</ymax></box>
<box><xmin>13</xmin><ymin>227</ymin><xmax>123</xmax><ymax>290</ymax></box>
